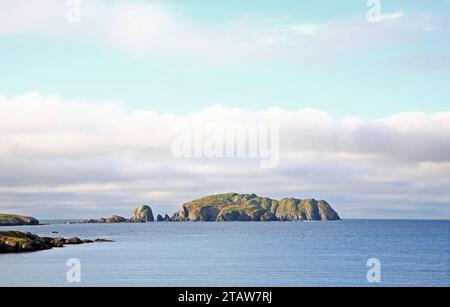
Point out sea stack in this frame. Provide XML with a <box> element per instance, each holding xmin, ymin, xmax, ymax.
<box><xmin>131</xmin><ymin>205</ymin><xmax>154</xmax><ymax>222</ymax></box>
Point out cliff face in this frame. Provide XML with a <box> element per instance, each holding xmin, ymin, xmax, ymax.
<box><xmin>171</xmin><ymin>193</ymin><xmax>340</xmax><ymax>222</ymax></box>
<box><xmin>131</xmin><ymin>205</ymin><xmax>154</xmax><ymax>222</ymax></box>
<box><xmin>0</xmin><ymin>214</ymin><xmax>39</xmax><ymax>226</ymax></box>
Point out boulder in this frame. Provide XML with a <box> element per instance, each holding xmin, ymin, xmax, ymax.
<box><xmin>163</xmin><ymin>214</ymin><xmax>172</xmax><ymax>222</ymax></box>
<box><xmin>65</xmin><ymin>237</ymin><xmax>83</xmax><ymax>244</ymax></box>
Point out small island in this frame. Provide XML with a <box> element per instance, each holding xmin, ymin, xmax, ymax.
<box><xmin>170</xmin><ymin>193</ymin><xmax>340</xmax><ymax>222</ymax></box>
<box><xmin>0</xmin><ymin>231</ymin><xmax>113</xmax><ymax>253</ymax></box>
<box><xmin>0</xmin><ymin>214</ymin><xmax>39</xmax><ymax>226</ymax></box>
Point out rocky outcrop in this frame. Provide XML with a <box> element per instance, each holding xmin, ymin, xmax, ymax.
<box><xmin>81</xmin><ymin>215</ymin><xmax>129</xmax><ymax>224</ymax></box>
<box><xmin>131</xmin><ymin>205</ymin><xmax>154</xmax><ymax>222</ymax></box>
<box><xmin>80</xmin><ymin>205</ymin><xmax>155</xmax><ymax>224</ymax></box>
<box><xmin>171</xmin><ymin>193</ymin><xmax>340</xmax><ymax>222</ymax></box>
<box><xmin>71</xmin><ymin>195</ymin><xmax>339</xmax><ymax>224</ymax></box>
<box><xmin>0</xmin><ymin>231</ymin><xmax>113</xmax><ymax>253</ymax></box>
<box><xmin>0</xmin><ymin>214</ymin><xmax>39</xmax><ymax>226</ymax></box>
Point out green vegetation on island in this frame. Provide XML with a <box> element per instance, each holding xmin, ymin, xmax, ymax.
<box><xmin>0</xmin><ymin>214</ymin><xmax>39</xmax><ymax>226</ymax></box>
<box><xmin>171</xmin><ymin>193</ymin><xmax>341</xmax><ymax>222</ymax></box>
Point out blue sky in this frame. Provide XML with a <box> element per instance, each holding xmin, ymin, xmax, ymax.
<box><xmin>0</xmin><ymin>0</ymin><xmax>449</xmax><ymax>117</ymax></box>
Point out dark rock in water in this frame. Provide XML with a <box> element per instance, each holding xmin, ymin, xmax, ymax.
<box><xmin>0</xmin><ymin>231</ymin><xmax>113</xmax><ymax>253</ymax></box>
<box><xmin>0</xmin><ymin>214</ymin><xmax>39</xmax><ymax>226</ymax></box>
<box><xmin>154</xmin><ymin>213</ymin><xmax>172</xmax><ymax>222</ymax></box>
<box><xmin>0</xmin><ymin>231</ymin><xmax>52</xmax><ymax>253</ymax></box>
<box><xmin>171</xmin><ymin>193</ymin><xmax>341</xmax><ymax>222</ymax></box>
<box><xmin>50</xmin><ymin>237</ymin><xmax>66</xmax><ymax>247</ymax></box>
<box><xmin>94</xmin><ymin>238</ymin><xmax>114</xmax><ymax>243</ymax></box>
<box><xmin>131</xmin><ymin>205</ymin><xmax>154</xmax><ymax>222</ymax></box>
<box><xmin>65</xmin><ymin>237</ymin><xmax>83</xmax><ymax>245</ymax></box>
<box><xmin>163</xmin><ymin>214</ymin><xmax>172</xmax><ymax>222</ymax></box>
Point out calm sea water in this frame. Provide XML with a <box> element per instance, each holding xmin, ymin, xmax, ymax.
<box><xmin>0</xmin><ymin>220</ymin><xmax>448</xmax><ymax>287</ymax></box>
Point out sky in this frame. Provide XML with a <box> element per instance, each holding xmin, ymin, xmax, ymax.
<box><xmin>0</xmin><ymin>0</ymin><xmax>449</xmax><ymax>219</ymax></box>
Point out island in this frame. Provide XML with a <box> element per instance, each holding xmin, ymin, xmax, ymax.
<box><xmin>78</xmin><ymin>205</ymin><xmax>154</xmax><ymax>224</ymax></box>
<box><xmin>0</xmin><ymin>214</ymin><xmax>40</xmax><ymax>226</ymax></box>
<box><xmin>2</xmin><ymin>193</ymin><xmax>341</xmax><ymax>226</ymax></box>
<box><xmin>170</xmin><ymin>193</ymin><xmax>340</xmax><ymax>222</ymax></box>
<box><xmin>0</xmin><ymin>230</ymin><xmax>113</xmax><ymax>253</ymax></box>
<box><xmin>70</xmin><ymin>193</ymin><xmax>341</xmax><ymax>224</ymax></box>
<box><xmin>0</xmin><ymin>193</ymin><xmax>340</xmax><ymax>253</ymax></box>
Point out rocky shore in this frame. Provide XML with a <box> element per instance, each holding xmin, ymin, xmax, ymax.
<box><xmin>0</xmin><ymin>230</ymin><xmax>113</xmax><ymax>253</ymax></box>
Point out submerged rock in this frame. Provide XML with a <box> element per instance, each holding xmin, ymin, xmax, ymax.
<box><xmin>94</xmin><ymin>238</ymin><xmax>114</xmax><ymax>243</ymax></box>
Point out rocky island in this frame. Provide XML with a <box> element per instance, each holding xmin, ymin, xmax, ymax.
<box><xmin>79</xmin><ymin>205</ymin><xmax>154</xmax><ymax>224</ymax></box>
<box><xmin>0</xmin><ymin>230</ymin><xmax>113</xmax><ymax>253</ymax></box>
<box><xmin>74</xmin><ymin>193</ymin><xmax>341</xmax><ymax>223</ymax></box>
<box><xmin>170</xmin><ymin>193</ymin><xmax>340</xmax><ymax>222</ymax></box>
<box><xmin>0</xmin><ymin>214</ymin><xmax>40</xmax><ymax>226</ymax></box>
<box><xmin>0</xmin><ymin>194</ymin><xmax>339</xmax><ymax>253</ymax></box>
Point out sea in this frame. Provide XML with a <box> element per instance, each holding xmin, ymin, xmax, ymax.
<box><xmin>0</xmin><ymin>219</ymin><xmax>449</xmax><ymax>287</ymax></box>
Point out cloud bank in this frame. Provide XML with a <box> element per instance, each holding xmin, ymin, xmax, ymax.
<box><xmin>0</xmin><ymin>92</ymin><xmax>449</xmax><ymax>219</ymax></box>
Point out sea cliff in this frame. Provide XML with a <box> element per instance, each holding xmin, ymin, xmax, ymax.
<box><xmin>171</xmin><ymin>193</ymin><xmax>340</xmax><ymax>222</ymax></box>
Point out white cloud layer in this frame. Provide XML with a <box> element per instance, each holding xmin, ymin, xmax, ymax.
<box><xmin>0</xmin><ymin>92</ymin><xmax>449</xmax><ymax>219</ymax></box>
<box><xmin>0</xmin><ymin>0</ymin><xmax>446</xmax><ymax>62</ymax></box>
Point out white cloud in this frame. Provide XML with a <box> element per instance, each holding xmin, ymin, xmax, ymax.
<box><xmin>0</xmin><ymin>0</ymin><xmax>445</xmax><ymax>62</ymax></box>
<box><xmin>288</xmin><ymin>23</ymin><xmax>321</xmax><ymax>35</ymax></box>
<box><xmin>380</xmin><ymin>11</ymin><xmax>405</xmax><ymax>21</ymax></box>
<box><xmin>0</xmin><ymin>92</ymin><xmax>449</xmax><ymax>219</ymax></box>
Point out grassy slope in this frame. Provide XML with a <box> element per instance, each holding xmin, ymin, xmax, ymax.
<box><xmin>181</xmin><ymin>193</ymin><xmax>340</xmax><ymax>221</ymax></box>
<box><xmin>0</xmin><ymin>214</ymin><xmax>38</xmax><ymax>225</ymax></box>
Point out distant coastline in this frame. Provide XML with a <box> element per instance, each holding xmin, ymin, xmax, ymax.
<box><xmin>0</xmin><ymin>193</ymin><xmax>341</xmax><ymax>227</ymax></box>
<box><xmin>71</xmin><ymin>193</ymin><xmax>341</xmax><ymax>224</ymax></box>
